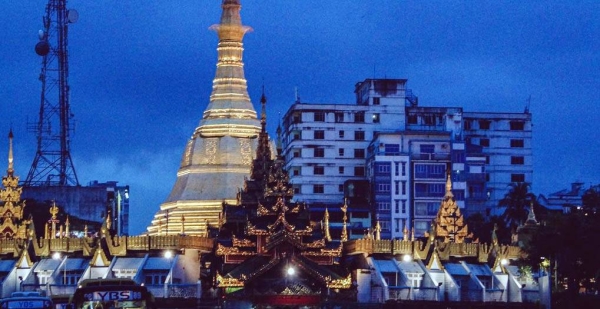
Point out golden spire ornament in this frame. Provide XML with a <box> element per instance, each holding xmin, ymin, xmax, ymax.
<box><xmin>340</xmin><ymin>199</ymin><xmax>348</xmax><ymax>242</ymax></box>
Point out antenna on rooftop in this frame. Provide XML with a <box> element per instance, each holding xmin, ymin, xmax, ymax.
<box><xmin>25</xmin><ymin>0</ymin><xmax>79</xmax><ymax>186</ymax></box>
<box><xmin>524</xmin><ymin>95</ymin><xmax>531</xmax><ymax>114</ymax></box>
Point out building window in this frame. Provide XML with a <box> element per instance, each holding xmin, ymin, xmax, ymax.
<box><xmin>480</xmin><ymin>138</ymin><xmax>490</xmax><ymax>147</ymax></box>
<box><xmin>339</xmin><ymin>166</ymin><xmax>344</xmax><ymax>174</ymax></box>
<box><xmin>338</xmin><ymin>184</ymin><xmax>344</xmax><ymax>192</ymax></box>
<box><xmin>338</xmin><ymin>148</ymin><xmax>344</xmax><ymax>157</ymax></box>
<box><xmin>335</xmin><ymin>113</ymin><xmax>344</xmax><ymax>123</ymax></box>
<box><xmin>292</xmin><ymin>113</ymin><xmax>302</xmax><ymax>124</ymax></box>
<box><xmin>394</xmin><ymin>181</ymin><xmax>399</xmax><ymax>195</ymax></box>
<box><xmin>511</xmin><ymin>156</ymin><xmax>525</xmax><ymax>165</ymax></box>
<box><xmin>339</xmin><ymin>130</ymin><xmax>345</xmax><ymax>139</ymax></box>
<box><xmin>401</xmin><ymin>181</ymin><xmax>406</xmax><ymax>195</ymax></box>
<box><xmin>395</xmin><ymin>200</ymin><xmax>400</xmax><ymax>213</ymax></box>
<box><xmin>314</xmin><ymin>130</ymin><xmax>324</xmax><ymax>139</ymax></box>
<box><xmin>314</xmin><ymin>166</ymin><xmax>324</xmax><ymax>175</ymax></box>
<box><xmin>394</xmin><ymin>162</ymin><xmax>399</xmax><ymax>176</ymax></box>
<box><xmin>377</xmin><ymin>183</ymin><xmax>391</xmax><ymax>193</ymax></box>
<box><xmin>479</xmin><ymin>120</ymin><xmax>491</xmax><ymax>130</ymax></box>
<box><xmin>294</xmin><ymin>185</ymin><xmax>300</xmax><ymax>194</ymax></box>
<box><xmin>511</xmin><ymin>174</ymin><xmax>525</xmax><ymax>182</ymax></box>
<box><xmin>510</xmin><ymin>121</ymin><xmax>525</xmax><ymax>130</ymax></box>
<box><xmin>402</xmin><ymin>200</ymin><xmax>406</xmax><ymax>213</ymax></box>
<box><xmin>354</xmin><ymin>131</ymin><xmax>365</xmax><ymax>141</ymax></box>
<box><xmin>313</xmin><ymin>184</ymin><xmax>324</xmax><ymax>194</ymax></box>
<box><xmin>485</xmin><ymin>155</ymin><xmax>490</xmax><ymax>164</ymax></box>
<box><xmin>464</xmin><ymin>120</ymin><xmax>471</xmax><ymax>130</ymax></box>
<box><xmin>293</xmin><ymin>150</ymin><xmax>300</xmax><ymax>158</ymax></box>
<box><xmin>355</xmin><ymin>111</ymin><xmax>365</xmax><ymax>123</ymax></box>
<box><xmin>486</xmin><ymin>173</ymin><xmax>490</xmax><ymax>182</ymax></box>
<box><xmin>372</xmin><ymin>113</ymin><xmax>380</xmax><ymax>123</ymax></box>
<box><xmin>373</xmin><ymin>97</ymin><xmax>380</xmax><ymax>105</ymax></box>
<box><xmin>377</xmin><ymin>202</ymin><xmax>390</xmax><ymax>211</ymax></box>
<box><xmin>420</xmin><ymin>144</ymin><xmax>435</xmax><ymax>154</ymax></box>
<box><xmin>354</xmin><ymin>149</ymin><xmax>365</xmax><ymax>158</ymax></box>
<box><xmin>385</xmin><ymin>144</ymin><xmax>400</xmax><ymax>155</ymax></box>
<box><xmin>408</xmin><ymin>114</ymin><xmax>417</xmax><ymax>124</ymax></box>
<box><xmin>381</xmin><ymin>221</ymin><xmax>390</xmax><ymax>232</ymax></box>
<box><xmin>354</xmin><ymin>166</ymin><xmax>365</xmax><ymax>176</ymax></box>
<box><xmin>510</xmin><ymin>139</ymin><xmax>524</xmax><ymax>148</ymax></box>
<box><xmin>293</xmin><ymin>168</ymin><xmax>300</xmax><ymax>176</ymax></box>
<box><xmin>314</xmin><ymin>112</ymin><xmax>325</xmax><ymax>122</ymax></box>
<box><xmin>377</xmin><ymin>163</ymin><xmax>391</xmax><ymax>174</ymax></box>
<box><xmin>395</xmin><ymin>218</ymin><xmax>400</xmax><ymax>232</ymax></box>
<box><xmin>314</xmin><ymin>148</ymin><xmax>324</xmax><ymax>157</ymax></box>
<box><xmin>293</xmin><ymin>133</ymin><xmax>300</xmax><ymax>140</ymax></box>
<box><xmin>402</xmin><ymin>162</ymin><xmax>406</xmax><ymax>176</ymax></box>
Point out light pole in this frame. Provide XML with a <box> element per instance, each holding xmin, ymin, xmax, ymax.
<box><xmin>52</xmin><ymin>252</ymin><xmax>67</xmax><ymax>285</ymax></box>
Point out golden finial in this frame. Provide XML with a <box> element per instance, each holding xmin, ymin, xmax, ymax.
<box><xmin>84</xmin><ymin>224</ymin><xmax>88</xmax><ymax>237</ymax></box>
<box><xmin>65</xmin><ymin>216</ymin><xmax>70</xmax><ymax>237</ymax></box>
<box><xmin>7</xmin><ymin>130</ymin><xmax>14</xmax><ymax>176</ymax></box>
<box><xmin>49</xmin><ymin>201</ymin><xmax>59</xmax><ymax>239</ymax></box>
<box><xmin>403</xmin><ymin>223</ymin><xmax>409</xmax><ymax>241</ymax></box>
<box><xmin>106</xmin><ymin>210</ymin><xmax>112</xmax><ymax>230</ymax></box>
<box><xmin>375</xmin><ymin>221</ymin><xmax>381</xmax><ymax>241</ymax></box>
<box><xmin>181</xmin><ymin>214</ymin><xmax>185</xmax><ymax>235</ymax></box>
<box><xmin>340</xmin><ymin>199</ymin><xmax>348</xmax><ymax>242</ymax></box>
<box><xmin>445</xmin><ymin>171</ymin><xmax>454</xmax><ymax>198</ymax></box>
<box><xmin>411</xmin><ymin>226</ymin><xmax>415</xmax><ymax>241</ymax></box>
<box><xmin>323</xmin><ymin>207</ymin><xmax>331</xmax><ymax>242</ymax></box>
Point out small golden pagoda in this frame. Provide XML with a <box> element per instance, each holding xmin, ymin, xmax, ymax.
<box><xmin>434</xmin><ymin>172</ymin><xmax>471</xmax><ymax>243</ymax></box>
<box><xmin>0</xmin><ymin>130</ymin><xmax>30</xmax><ymax>239</ymax></box>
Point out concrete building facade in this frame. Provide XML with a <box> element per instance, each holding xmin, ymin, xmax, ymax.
<box><xmin>282</xmin><ymin>78</ymin><xmax>532</xmax><ymax>238</ymax></box>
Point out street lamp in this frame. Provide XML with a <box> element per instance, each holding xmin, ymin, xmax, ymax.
<box><xmin>52</xmin><ymin>252</ymin><xmax>67</xmax><ymax>285</ymax></box>
<box><xmin>286</xmin><ymin>266</ymin><xmax>295</xmax><ymax>276</ymax></box>
<box><xmin>164</xmin><ymin>251</ymin><xmax>174</xmax><ymax>285</ymax></box>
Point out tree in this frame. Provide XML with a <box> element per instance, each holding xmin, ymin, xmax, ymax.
<box><xmin>499</xmin><ymin>182</ymin><xmax>536</xmax><ymax>228</ymax></box>
<box><xmin>582</xmin><ymin>187</ymin><xmax>600</xmax><ymax>215</ymax></box>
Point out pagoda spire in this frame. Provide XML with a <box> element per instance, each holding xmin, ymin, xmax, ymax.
<box><xmin>340</xmin><ymin>199</ymin><xmax>348</xmax><ymax>242</ymax></box>
<box><xmin>445</xmin><ymin>171</ymin><xmax>454</xmax><ymax>198</ymax></box>
<box><xmin>7</xmin><ymin>130</ymin><xmax>13</xmax><ymax>176</ymax></box>
<box><xmin>255</xmin><ymin>87</ymin><xmax>270</xmax><ymax>161</ymax></box>
<box><xmin>323</xmin><ymin>207</ymin><xmax>332</xmax><ymax>241</ymax></box>
<box><xmin>199</xmin><ymin>0</ymin><xmax>260</xmax><ymax>138</ymax></box>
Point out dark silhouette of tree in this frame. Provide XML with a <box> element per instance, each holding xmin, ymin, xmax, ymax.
<box><xmin>499</xmin><ymin>182</ymin><xmax>536</xmax><ymax>228</ymax></box>
<box><xmin>582</xmin><ymin>187</ymin><xmax>600</xmax><ymax>216</ymax></box>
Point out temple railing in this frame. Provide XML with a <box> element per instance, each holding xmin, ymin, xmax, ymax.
<box><xmin>2</xmin><ymin>235</ymin><xmax>214</xmax><ymax>258</ymax></box>
<box><xmin>344</xmin><ymin>239</ymin><xmax>522</xmax><ymax>262</ymax></box>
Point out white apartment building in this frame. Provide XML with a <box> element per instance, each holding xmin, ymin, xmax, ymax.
<box><xmin>282</xmin><ymin>78</ymin><xmax>532</xmax><ymax>238</ymax></box>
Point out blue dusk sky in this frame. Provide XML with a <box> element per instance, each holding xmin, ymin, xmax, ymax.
<box><xmin>0</xmin><ymin>1</ymin><xmax>598</xmax><ymax>235</ymax></box>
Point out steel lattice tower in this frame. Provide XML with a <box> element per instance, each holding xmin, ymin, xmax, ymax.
<box><xmin>24</xmin><ymin>0</ymin><xmax>79</xmax><ymax>186</ymax></box>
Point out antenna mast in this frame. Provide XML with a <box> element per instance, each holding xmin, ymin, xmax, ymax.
<box><xmin>25</xmin><ymin>0</ymin><xmax>79</xmax><ymax>186</ymax></box>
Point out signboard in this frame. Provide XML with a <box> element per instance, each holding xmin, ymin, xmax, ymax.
<box><xmin>84</xmin><ymin>291</ymin><xmax>142</xmax><ymax>302</ymax></box>
<box><xmin>6</xmin><ymin>300</ymin><xmax>46</xmax><ymax>309</ymax></box>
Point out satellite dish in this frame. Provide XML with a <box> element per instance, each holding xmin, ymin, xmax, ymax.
<box><xmin>35</xmin><ymin>41</ymin><xmax>50</xmax><ymax>56</ymax></box>
<box><xmin>67</xmin><ymin>9</ymin><xmax>79</xmax><ymax>23</ymax></box>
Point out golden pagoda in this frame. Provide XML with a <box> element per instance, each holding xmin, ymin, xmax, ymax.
<box><xmin>434</xmin><ymin>172</ymin><xmax>471</xmax><ymax>243</ymax></box>
<box><xmin>147</xmin><ymin>0</ymin><xmax>261</xmax><ymax>236</ymax></box>
<box><xmin>0</xmin><ymin>130</ymin><xmax>30</xmax><ymax>239</ymax></box>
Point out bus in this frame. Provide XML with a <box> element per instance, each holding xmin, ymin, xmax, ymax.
<box><xmin>69</xmin><ymin>279</ymin><xmax>155</xmax><ymax>309</ymax></box>
<box><xmin>0</xmin><ymin>292</ymin><xmax>53</xmax><ymax>309</ymax></box>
